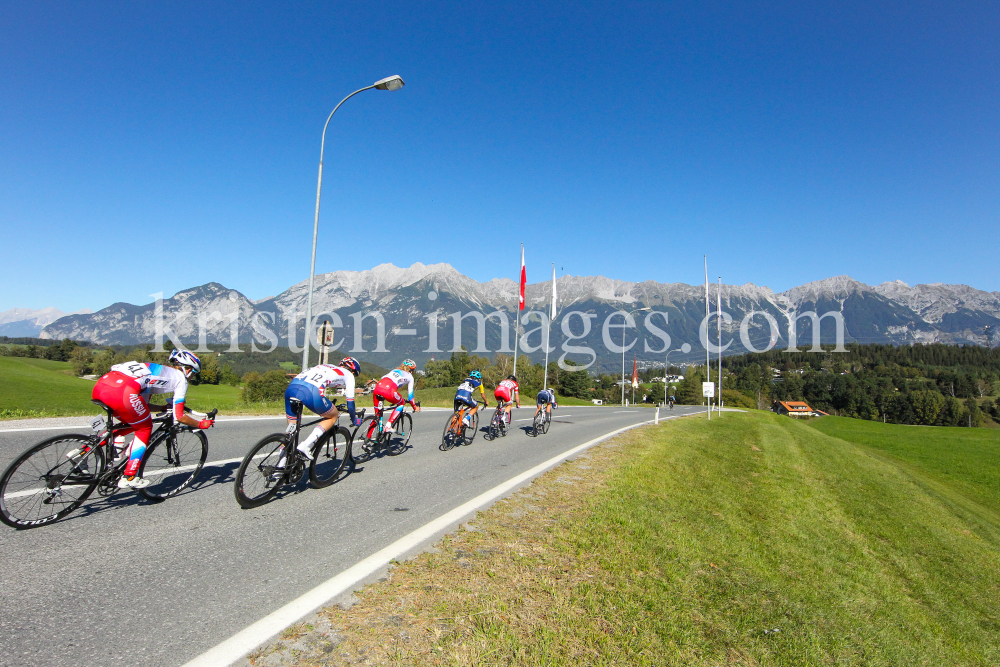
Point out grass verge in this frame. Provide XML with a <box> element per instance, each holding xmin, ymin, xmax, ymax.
<box><xmin>249</xmin><ymin>412</ymin><xmax>1000</xmax><ymax>666</ymax></box>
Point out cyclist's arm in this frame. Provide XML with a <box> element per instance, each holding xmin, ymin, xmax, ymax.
<box><xmin>478</xmin><ymin>383</ymin><xmax>487</xmax><ymax>403</ymax></box>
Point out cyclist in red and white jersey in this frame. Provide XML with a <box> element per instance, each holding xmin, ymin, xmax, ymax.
<box><xmin>285</xmin><ymin>357</ymin><xmax>363</xmax><ymax>460</ymax></box>
<box><xmin>494</xmin><ymin>375</ymin><xmax>521</xmax><ymax>423</ymax></box>
<box><xmin>89</xmin><ymin>350</ymin><xmax>214</xmax><ymax>489</ymax></box>
<box><xmin>373</xmin><ymin>359</ymin><xmax>421</xmax><ymax>428</ymax></box>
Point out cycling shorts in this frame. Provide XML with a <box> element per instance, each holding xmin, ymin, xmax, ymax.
<box><xmin>373</xmin><ymin>378</ymin><xmax>404</xmax><ymax>407</ymax></box>
<box><xmin>494</xmin><ymin>387</ymin><xmax>511</xmax><ymax>402</ymax></box>
<box><xmin>93</xmin><ymin>372</ymin><xmax>150</xmax><ymax>425</ymax></box>
<box><xmin>454</xmin><ymin>394</ymin><xmax>477</xmax><ymax>409</ymax></box>
<box><xmin>285</xmin><ymin>378</ymin><xmax>333</xmax><ymax>419</ymax></box>
<box><xmin>536</xmin><ymin>391</ymin><xmax>554</xmax><ymax>406</ymax></box>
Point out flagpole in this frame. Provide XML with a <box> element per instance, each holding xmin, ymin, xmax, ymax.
<box><xmin>718</xmin><ymin>276</ymin><xmax>723</xmax><ymax>416</ymax></box>
<box><xmin>705</xmin><ymin>255</ymin><xmax>710</xmax><ymax>420</ymax></box>
<box><xmin>543</xmin><ymin>262</ymin><xmax>555</xmax><ymax>391</ymax></box>
<box><xmin>513</xmin><ymin>244</ymin><xmax>522</xmax><ymax>377</ymax></box>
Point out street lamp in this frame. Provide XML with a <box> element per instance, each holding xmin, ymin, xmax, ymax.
<box><xmin>664</xmin><ymin>342</ymin><xmax>692</xmax><ymax>403</ymax></box>
<box><xmin>302</xmin><ymin>75</ymin><xmax>406</xmax><ymax>370</ymax></box>
<box><xmin>620</xmin><ymin>307</ymin><xmax>650</xmax><ymax>405</ymax></box>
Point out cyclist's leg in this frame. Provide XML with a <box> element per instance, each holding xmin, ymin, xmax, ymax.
<box><xmin>288</xmin><ymin>381</ymin><xmax>337</xmax><ymax>459</ymax></box>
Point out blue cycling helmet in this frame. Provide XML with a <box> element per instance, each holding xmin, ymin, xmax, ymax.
<box><xmin>469</xmin><ymin>370</ymin><xmax>482</xmax><ymax>380</ymax></box>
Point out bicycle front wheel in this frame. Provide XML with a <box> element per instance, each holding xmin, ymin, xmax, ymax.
<box><xmin>386</xmin><ymin>413</ymin><xmax>412</xmax><ymax>456</ymax></box>
<box><xmin>309</xmin><ymin>427</ymin><xmax>351</xmax><ymax>488</ymax></box>
<box><xmin>137</xmin><ymin>428</ymin><xmax>208</xmax><ymax>502</ymax></box>
<box><xmin>531</xmin><ymin>413</ymin><xmax>544</xmax><ymax>437</ymax></box>
<box><xmin>234</xmin><ymin>434</ymin><xmax>288</xmax><ymax>509</ymax></box>
<box><xmin>351</xmin><ymin>416</ymin><xmax>379</xmax><ymax>464</ymax></box>
<box><xmin>541</xmin><ymin>413</ymin><xmax>551</xmax><ymax>434</ymax></box>
<box><xmin>0</xmin><ymin>434</ymin><xmax>105</xmax><ymax>529</ymax></box>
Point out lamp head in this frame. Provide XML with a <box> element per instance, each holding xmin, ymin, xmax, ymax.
<box><xmin>374</xmin><ymin>75</ymin><xmax>405</xmax><ymax>91</ymax></box>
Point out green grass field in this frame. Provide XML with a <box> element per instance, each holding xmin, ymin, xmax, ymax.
<box><xmin>810</xmin><ymin>415</ymin><xmax>1000</xmax><ymax>517</ymax></box>
<box><xmin>292</xmin><ymin>411</ymin><xmax>1000</xmax><ymax>665</ymax></box>
<box><xmin>0</xmin><ymin>357</ymin><xmax>100</xmax><ymax>417</ymax></box>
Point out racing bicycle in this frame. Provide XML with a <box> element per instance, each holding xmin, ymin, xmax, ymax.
<box><xmin>483</xmin><ymin>401</ymin><xmax>513</xmax><ymax>441</ymax></box>
<box><xmin>440</xmin><ymin>400</ymin><xmax>485</xmax><ymax>450</ymax></box>
<box><xmin>531</xmin><ymin>407</ymin><xmax>553</xmax><ymax>436</ymax></box>
<box><xmin>0</xmin><ymin>400</ymin><xmax>216</xmax><ymax>529</ymax></box>
<box><xmin>351</xmin><ymin>400</ymin><xmax>420</xmax><ymax>463</ymax></box>
<box><xmin>233</xmin><ymin>400</ymin><xmax>357</xmax><ymax>509</ymax></box>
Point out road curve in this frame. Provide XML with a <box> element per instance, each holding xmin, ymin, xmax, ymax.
<box><xmin>0</xmin><ymin>405</ymin><xmax>703</xmax><ymax>667</ymax></box>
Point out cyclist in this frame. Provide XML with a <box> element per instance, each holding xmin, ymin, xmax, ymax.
<box><xmin>373</xmin><ymin>359</ymin><xmax>421</xmax><ymax>430</ymax></box>
<box><xmin>285</xmin><ymin>357</ymin><xmax>363</xmax><ymax>460</ymax></box>
<box><xmin>668</xmin><ymin>392</ymin><xmax>676</xmax><ymax>409</ymax></box>
<box><xmin>88</xmin><ymin>350</ymin><xmax>214</xmax><ymax>489</ymax></box>
<box><xmin>534</xmin><ymin>387</ymin><xmax>557</xmax><ymax>421</ymax></box>
<box><xmin>494</xmin><ymin>375</ymin><xmax>521</xmax><ymax>425</ymax></box>
<box><xmin>454</xmin><ymin>370</ymin><xmax>487</xmax><ymax>426</ymax></box>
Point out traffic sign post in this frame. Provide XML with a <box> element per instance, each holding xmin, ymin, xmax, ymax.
<box><xmin>703</xmin><ymin>382</ymin><xmax>715</xmax><ymax>420</ymax></box>
<box><xmin>317</xmin><ymin>321</ymin><xmax>334</xmax><ymax>365</ymax></box>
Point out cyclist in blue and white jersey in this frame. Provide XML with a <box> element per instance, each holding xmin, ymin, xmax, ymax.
<box><xmin>285</xmin><ymin>357</ymin><xmax>363</xmax><ymax>460</ymax></box>
<box><xmin>454</xmin><ymin>370</ymin><xmax>487</xmax><ymax>426</ymax></box>
<box><xmin>534</xmin><ymin>387</ymin><xmax>557</xmax><ymax>421</ymax></box>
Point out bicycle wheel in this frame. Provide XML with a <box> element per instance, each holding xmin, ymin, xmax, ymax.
<box><xmin>463</xmin><ymin>410</ymin><xmax>479</xmax><ymax>446</ymax></box>
<box><xmin>484</xmin><ymin>410</ymin><xmax>498</xmax><ymax>441</ymax></box>
<box><xmin>309</xmin><ymin>427</ymin><xmax>351</xmax><ymax>488</ymax></box>
<box><xmin>351</xmin><ymin>416</ymin><xmax>379</xmax><ymax>464</ymax></box>
<box><xmin>137</xmin><ymin>428</ymin><xmax>209</xmax><ymax>502</ymax></box>
<box><xmin>440</xmin><ymin>412</ymin><xmax>462</xmax><ymax>451</ymax></box>
<box><xmin>531</xmin><ymin>412</ymin><xmax>544</xmax><ymax>437</ymax></box>
<box><xmin>385</xmin><ymin>413</ymin><xmax>412</xmax><ymax>456</ymax></box>
<box><xmin>234</xmin><ymin>434</ymin><xmax>288</xmax><ymax>509</ymax></box>
<box><xmin>0</xmin><ymin>434</ymin><xmax>106</xmax><ymax>528</ymax></box>
<box><xmin>541</xmin><ymin>413</ymin><xmax>551</xmax><ymax>435</ymax></box>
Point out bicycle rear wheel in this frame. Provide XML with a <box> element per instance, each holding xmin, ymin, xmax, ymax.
<box><xmin>351</xmin><ymin>416</ymin><xmax>379</xmax><ymax>464</ymax></box>
<box><xmin>0</xmin><ymin>434</ymin><xmax>105</xmax><ymax>528</ymax></box>
<box><xmin>440</xmin><ymin>412</ymin><xmax>462</xmax><ymax>451</ymax></box>
<box><xmin>463</xmin><ymin>410</ymin><xmax>479</xmax><ymax>446</ymax></box>
<box><xmin>137</xmin><ymin>428</ymin><xmax>209</xmax><ymax>502</ymax></box>
<box><xmin>309</xmin><ymin>427</ymin><xmax>351</xmax><ymax>488</ymax></box>
<box><xmin>386</xmin><ymin>413</ymin><xmax>412</xmax><ymax>456</ymax></box>
<box><xmin>234</xmin><ymin>434</ymin><xmax>288</xmax><ymax>509</ymax></box>
<box><xmin>531</xmin><ymin>412</ymin><xmax>544</xmax><ymax>436</ymax></box>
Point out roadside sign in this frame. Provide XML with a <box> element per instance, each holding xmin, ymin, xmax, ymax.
<box><xmin>702</xmin><ymin>382</ymin><xmax>715</xmax><ymax>398</ymax></box>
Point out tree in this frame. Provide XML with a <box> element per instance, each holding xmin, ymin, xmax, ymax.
<box><xmin>676</xmin><ymin>367</ymin><xmax>705</xmax><ymax>405</ymax></box>
<box><xmin>965</xmin><ymin>397</ymin><xmax>984</xmax><ymax>427</ymax></box>
<box><xmin>910</xmin><ymin>390</ymin><xmax>945</xmax><ymax>426</ymax></box>
<box><xmin>559</xmin><ymin>360</ymin><xmax>591</xmax><ymax>398</ymax></box>
<box><xmin>221</xmin><ymin>363</ymin><xmax>241</xmax><ymax>386</ymax></box>
<box><xmin>241</xmin><ymin>370</ymin><xmax>289</xmax><ymax>403</ymax></box>
<box><xmin>70</xmin><ymin>347</ymin><xmax>93</xmax><ymax>377</ymax></box>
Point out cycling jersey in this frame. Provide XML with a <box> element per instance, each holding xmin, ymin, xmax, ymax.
<box><xmin>293</xmin><ymin>364</ymin><xmax>356</xmax><ymax>400</ymax></box>
<box><xmin>287</xmin><ymin>365</ymin><xmax>357</xmax><ymax>420</ymax></box>
<box><xmin>109</xmin><ymin>361</ymin><xmax>189</xmax><ymax>420</ymax></box>
<box><xmin>495</xmin><ymin>379</ymin><xmax>519</xmax><ymax>402</ymax></box>
<box><xmin>380</xmin><ymin>369</ymin><xmax>415</xmax><ymax>402</ymax></box>
<box><xmin>454</xmin><ymin>377</ymin><xmax>486</xmax><ymax>407</ymax></box>
<box><xmin>536</xmin><ymin>389</ymin><xmax>556</xmax><ymax>406</ymax></box>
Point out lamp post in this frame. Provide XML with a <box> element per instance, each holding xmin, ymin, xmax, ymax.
<box><xmin>664</xmin><ymin>342</ymin><xmax>692</xmax><ymax>403</ymax></box>
<box><xmin>301</xmin><ymin>75</ymin><xmax>405</xmax><ymax>370</ymax></box>
<box><xmin>620</xmin><ymin>307</ymin><xmax>650</xmax><ymax>405</ymax></box>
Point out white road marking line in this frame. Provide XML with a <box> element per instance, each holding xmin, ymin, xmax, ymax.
<box><xmin>514</xmin><ymin>414</ymin><xmax>571</xmax><ymax>422</ymax></box>
<box><xmin>181</xmin><ymin>417</ymin><xmax>655</xmax><ymax>667</ymax></box>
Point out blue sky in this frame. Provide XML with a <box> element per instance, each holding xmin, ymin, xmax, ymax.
<box><xmin>2</xmin><ymin>1</ymin><xmax>998</xmax><ymax>313</ymax></box>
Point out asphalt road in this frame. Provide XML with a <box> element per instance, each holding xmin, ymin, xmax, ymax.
<box><xmin>0</xmin><ymin>404</ymin><xmax>703</xmax><ymax>667</ymax></box>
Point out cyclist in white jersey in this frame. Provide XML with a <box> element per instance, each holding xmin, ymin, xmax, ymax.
<box><xmin>285</xmin><ymin>357</ymin><xmax>363</xmax><ymax>460</ymax></box>
<box><xmin>373</xmin><ymin>359</ymin><xmax>421</xmax><ymax>427</ymax></box>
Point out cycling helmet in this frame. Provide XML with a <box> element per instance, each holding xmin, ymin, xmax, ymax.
<box><xmin>507</xmin><ymin>375</ymin><xmax>518</xmax><ymax>382</ymax></box>
<box><xmin>401</xmin><ymin>359</ymin><xmax>416</xmax><ymax>372</ymax></box>
<box><xmin>469</xmin><ymin>370</ymin><xmax>482</xmax><ymax>380</ymax></box>
<box><xmin>168</xmin><ymin>349</ymin><xmax>201</xmax><ymax>374</ymax></box>
<box><xmin>339</xmin><ymin>356</ymin><xmax>361</xmax><ymax>377</ymax></box>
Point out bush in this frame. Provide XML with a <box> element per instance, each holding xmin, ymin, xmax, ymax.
<box><xmin>70</xmin><ymin>347</ymin><xmax>93</xmax><ymax>376</ymax></box>
<box><xmin>242</xmin><ymin>370</ymin><xmax>289</xmax><ymax>403</ymax></box>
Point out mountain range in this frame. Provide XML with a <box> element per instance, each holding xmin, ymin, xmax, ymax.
<box><xmin>35</xmin><ymin>263</ymin><xmax>1000</xmax><ymax>372</ymax></box>
<box><xmin>0</xmin><ymin>307</ymin><xmax>92</xmax><ymax>338</ymax></box>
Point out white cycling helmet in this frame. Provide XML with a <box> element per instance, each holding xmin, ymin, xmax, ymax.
<box><xmin>168</xmin><ymin>349</ymin><xmax>201</xmax><ymax>374</ymax></box>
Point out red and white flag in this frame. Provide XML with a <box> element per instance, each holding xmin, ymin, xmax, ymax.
<box><xmin>631</xmin><ymin>358</ymin><xmax>639</xmax><ymax>389</ymax></box>
<box><xmin>518</xmin><ymin>244</ymin><xmax>526</xmax><ymax>310</ymax></box>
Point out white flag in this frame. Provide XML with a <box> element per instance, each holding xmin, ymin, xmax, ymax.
<box><xmin>550</xmin><ymin>264</ymin><xmax>557</xmax><ymax>321</ymax></box>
